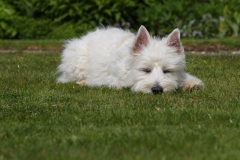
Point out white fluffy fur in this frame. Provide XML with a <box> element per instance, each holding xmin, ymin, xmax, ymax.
<box><xmin>57</xmin><ymin>25</ymin><xmax>204</xmax><ymax>94</ymax></box>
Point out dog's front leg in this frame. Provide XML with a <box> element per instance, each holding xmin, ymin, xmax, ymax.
<box><xmin>181</xmin><ymin>73</ymin><xmax>204</xmax><ymax>91</ymax></box>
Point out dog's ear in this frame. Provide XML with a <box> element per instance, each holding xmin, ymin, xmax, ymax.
<box><xmin>132</xmin><ymin>25</ymin><xmax>150</xmax><ymax>55</ymax></box>
<box><xmin>167</xmin><ymin>28</ymin><xmax>183</xmax><ymax>54</ymax></box>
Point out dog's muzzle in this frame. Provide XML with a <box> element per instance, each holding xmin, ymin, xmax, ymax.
<box><xmin>151</xmin><ymin>86</ymin><xmax>163</xmax><ymax>94</ymax></box>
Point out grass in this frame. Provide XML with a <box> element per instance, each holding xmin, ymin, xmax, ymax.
<box><xmin>0</xmin><ymin>40</ymin><xmax>63</xmax><ymax>51</ymax></box>
<box><xmin>182</xmin><ymin>38</ymin><xmax>240</xmax><ymax>49</ymax></box>
<box><xmin>0</xmin><ymin>52</ymin><xmax>240</xmax><ymax>160</ymax></box>
<box><xmin>1</xmin><ymin>37</ymin><xmax>240</xmax><ymax>51</ymax></box>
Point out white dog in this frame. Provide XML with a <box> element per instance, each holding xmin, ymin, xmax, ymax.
<box><xmin>57</xmin><ymin>25</ymin><xmax>204</xmax><ymax>94</ymax></box>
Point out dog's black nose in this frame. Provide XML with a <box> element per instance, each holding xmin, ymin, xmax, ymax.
<box><xmin>151</xmin><ymin>86</ymin><xmax>163</xmax><ymax>94</ymax></box>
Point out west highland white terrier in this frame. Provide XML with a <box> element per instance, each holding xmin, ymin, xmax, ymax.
<box><xmin>57</xmin><ymin>25</ymin><xmax>204</xmax><ymax>94</ymax></box>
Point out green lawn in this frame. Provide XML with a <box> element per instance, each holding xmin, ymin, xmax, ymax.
<box><xmin>0</xmin><ymin>40</ymin><xmax>62</xmax><ymax>50</ymax></box>
<box><xmin>0</xmin><ymin>53</ymin><xmax>240</xmax><ymax>160</ymax></box>
<box><xmin>0</xmin><ymin>37</ymin><xmax>240</xmax><ymax>51</ymax></box>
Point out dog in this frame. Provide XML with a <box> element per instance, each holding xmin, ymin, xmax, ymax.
<box><xmin>57</xmin><ymin>25</ymin><xmax>204</xmax><ymax>94</ymax></box>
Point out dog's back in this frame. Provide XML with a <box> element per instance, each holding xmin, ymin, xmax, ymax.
<box><xmin>57</xmin><ymin>27</ymin><xmax>134</xmax><ymax>86</ymax></box>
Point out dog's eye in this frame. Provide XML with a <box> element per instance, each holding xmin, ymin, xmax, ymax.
<box><xmin>163</xmin><ymin>70</ymin><xmax>171</xmax><ymax>74</ymax></box>
<box><xmin>141</xmin><ymin>68</ymin><xmax>151</xmax><ymax>74</ymax></box>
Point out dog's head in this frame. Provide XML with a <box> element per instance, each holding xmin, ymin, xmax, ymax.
<box><xmin>128</xmin><ymin>26</ymin><xmax>186</xmax><ymax>94</ymax></box>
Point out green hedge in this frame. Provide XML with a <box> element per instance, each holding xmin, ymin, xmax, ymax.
<box><xmin>0</xmin><ymin>0</ymin><xmax>240</xmax><ymax>39</ymax></box>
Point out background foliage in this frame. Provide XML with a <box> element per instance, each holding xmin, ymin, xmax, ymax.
<box><xmin>0</xmin><ymin>0</ymin><xmax>240</xmax><ymax>39</ymax></box>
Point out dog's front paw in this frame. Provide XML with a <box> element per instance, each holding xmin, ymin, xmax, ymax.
<box><xmin>76</xmin><ymin>80</ymin><xmax>87</xmax><ymax>86</ymax></box>
<box><xmin>182</xmin><ymin>79</ymin><xmax>204</xmax><ymax>91</ymax></box>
